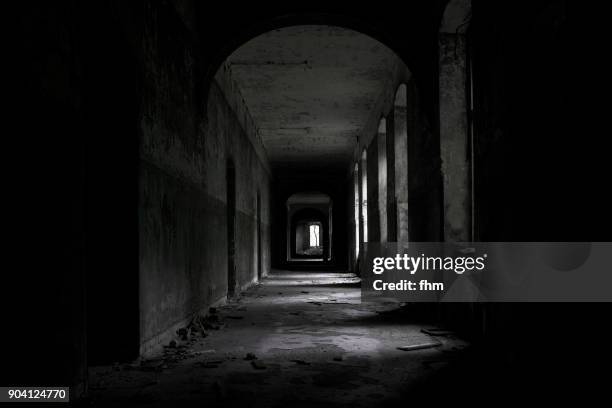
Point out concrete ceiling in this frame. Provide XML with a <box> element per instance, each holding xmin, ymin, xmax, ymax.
<box><xmin>225</xmin><ymin>25</ymin><xmax>404</xmax><ymax>168</ymax></box>
<box><xmin>287</xmin><ymin>192</ymin><xmax>331</xmax><ymax>205</ymax></box>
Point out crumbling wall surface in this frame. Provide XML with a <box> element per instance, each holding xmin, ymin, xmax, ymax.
<box><xmin>139</xmin><ymin>0</ymin><xmax>271</xmax><ymax>356</ymax></box>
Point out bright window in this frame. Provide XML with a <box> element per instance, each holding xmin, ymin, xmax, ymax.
<box><xmin>309</xmin><ymin>223</ymin><xmax>320</xmax><ymax>247</ymax></box>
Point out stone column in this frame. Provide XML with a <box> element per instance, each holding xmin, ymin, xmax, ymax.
<box><xmin>439</xmin><ymin>33</ymin><xmax>470</xmax><ymax>242</ymax></box>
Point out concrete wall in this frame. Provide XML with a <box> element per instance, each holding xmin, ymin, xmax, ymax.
<box><xmin>138</xmin><ymin>2</ymin><xmax>271</xmax><ymax>356</ymax></box>
<box><xmin>296</xmin><ymin>223</ymin><xmax>306</xmax><ymax>252</ymax></box>
<box><xmin>367</xmin><ymin>137</ymin><xmax>381</xmax><ymax>243</ymax></box>
<box><xmin>16</xmin><ymin>1</ymin><xmax>142</xmax><ymax>396</ymax></box>
<box><xmin>405</xmin><ymin>80</ymin><xmax>443</xmax><ymax>242</ymax></box>
<box><xmin>439</xmin><ymin>33</ymin><xmax>470</xmax><ymax>242</ymax></box>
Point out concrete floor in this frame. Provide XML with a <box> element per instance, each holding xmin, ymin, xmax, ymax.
<box><xmin>87</xmin><ymin>271</ymin><xmax>470</xmax><ymax>407</ymax></box>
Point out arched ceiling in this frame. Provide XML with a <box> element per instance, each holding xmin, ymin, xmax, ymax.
<box><xmin>222</xmin><ymin>25</ymin><xmax>406</xmax><ymax>168</ymax></box>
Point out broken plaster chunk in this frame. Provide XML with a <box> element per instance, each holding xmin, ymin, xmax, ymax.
<box><xmin>244</xmin><ymin>352</ymin><xmax>257</xmax><ymax>360</ymax></box>
<box><xmin>421</xmin><ymin>328</ymin><xmax>454</xmax><ymax>336</ymax></box>
<box><xmin>397</xmin><ymin>341</ymin><xmax>441</xmax><ymax>351</ymax></box>
<box><xmin>177</xmin><ymin>327</ymin><xmax>190</xmax><ymax>341</ymax></box>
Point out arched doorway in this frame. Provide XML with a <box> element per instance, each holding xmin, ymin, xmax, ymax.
<box><xmin>286</xmin><ymin>192</ymin><xmax>332</xmax><ymax>263</ymax></box>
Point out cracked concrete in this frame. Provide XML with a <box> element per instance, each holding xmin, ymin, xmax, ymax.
<box><xmin>87</xmin><ymin>271</ymin><xmax>469</xmax><ymax>407</ymax></box>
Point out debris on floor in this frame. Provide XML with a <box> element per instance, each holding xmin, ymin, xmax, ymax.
<box><xmin>421</xmin><ymin>328</ymin><xmax>454</xmax><ymax>336</ymax></box>
<box><xmin>88</xmin><ymin>272</ymin><xmax>470</xmax><ymax>407</ymax></box>
<box><xmin>186</xmin><ymin>312</ymin><xmax>224</xmax><ymax>333</ymax></box>
<box><xmin>397</xmin><ymin>341</ymin><xmax>442</xmax><ymax>351</ymax></box>
<box><xmin>177</xmin><ymin>327</ymin><xmax>189</xmax><ymax>340</ymax></box>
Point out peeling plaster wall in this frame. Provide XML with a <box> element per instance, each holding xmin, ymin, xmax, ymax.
<box><xmin>139</xmin><ymin>1</ymin><xmax>271</xmax><ymax>356</ymax></box>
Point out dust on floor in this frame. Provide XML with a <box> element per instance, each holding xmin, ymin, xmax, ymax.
<box><xmin>86</xmin><ymin>271</ymin><xmax>469</xmax><ymax>407</ymax></box>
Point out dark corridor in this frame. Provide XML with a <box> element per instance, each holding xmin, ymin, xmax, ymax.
<box><xmin>10</xmin><ymin>1</ymin><xmax>612</xmax><ymax>406</ymax></box>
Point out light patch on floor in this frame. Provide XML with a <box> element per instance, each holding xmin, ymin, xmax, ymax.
<box><xmin>88</xmin><ymin>271</ymin><xmax>469</xmax><ymax>407</ymax></box>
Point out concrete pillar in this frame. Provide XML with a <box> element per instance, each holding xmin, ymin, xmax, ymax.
<box><xmin>367</xmin><ymin>139</ymin><xmax>380</xmax><ymax>242</ymax></box>
<box><xmin>354</xmin><ymin>164</ymin><xmax>361</xmax><ymax>258</ymax></box>
<box><xmin>327</xmin><ymin>205</ymin><xmax>333</xmax><ymax>261</ymax></box>
<box><xmin>394</xmin><ymin>86</ymin><xmax>409</xmax><ymax>242</ymax></box>
<box><xmin>439</xmin><ymin>33</ymin><xmax>470</xmax><ymax>242</ymax></box>
<box><xmin>360</xmin><ymin>150</ymin><xmax>368</xmax><ymax>243</ymax></box>
<box><xmin>385</xmin><ymin>114</ymin><xmax>397</xmax><ymax>242</ymax></box>
<box><xmin>377</xmin><ymin>119</ymin><xmax>388</xmax><ymax>242</ymax></box>
<box><xmin>296</xmin><ymin>223</ymin><xmax>305</xmax><ymax>252</ymax></box>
